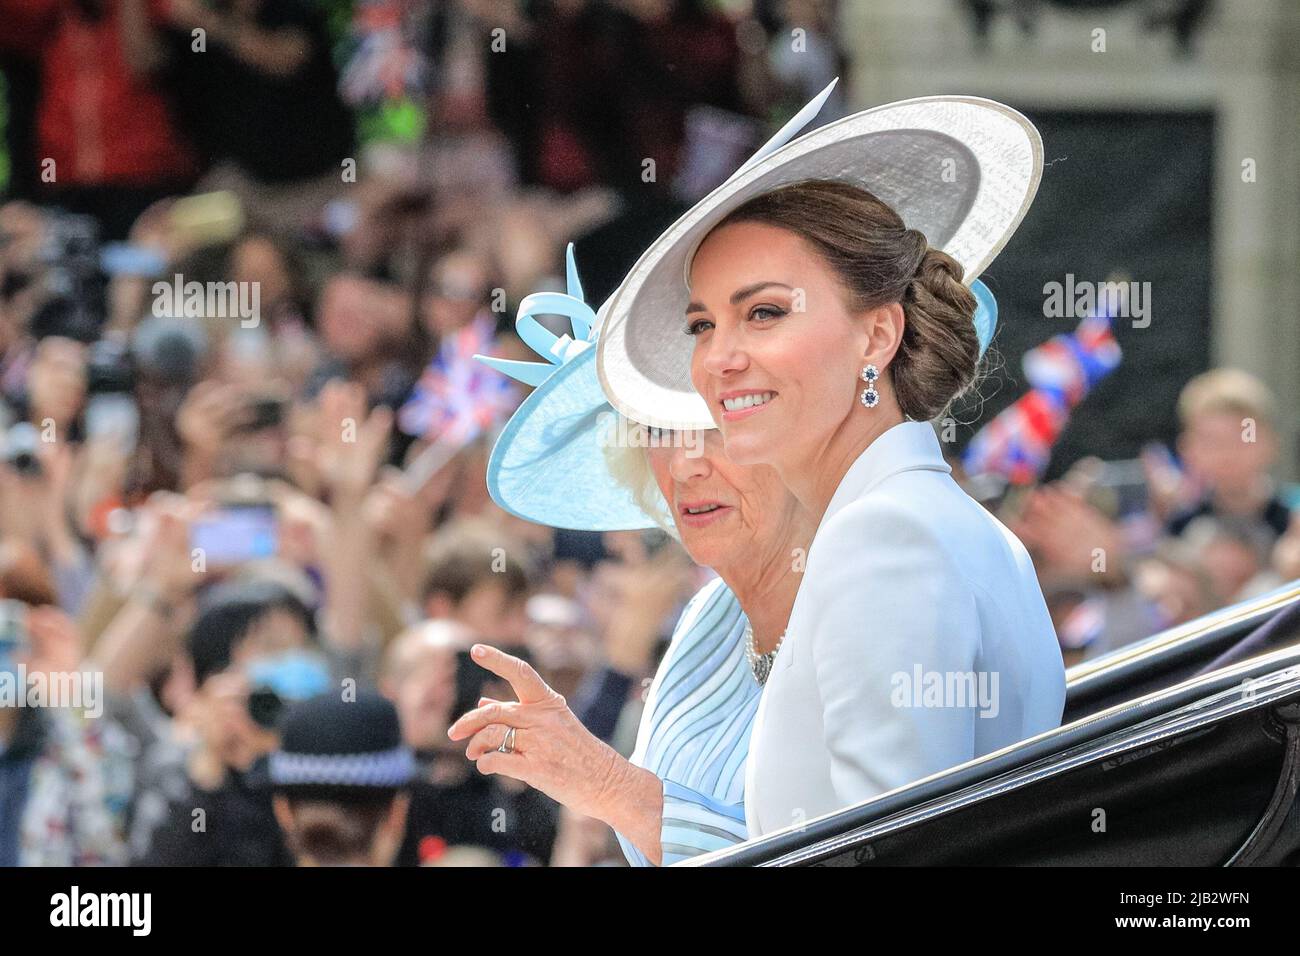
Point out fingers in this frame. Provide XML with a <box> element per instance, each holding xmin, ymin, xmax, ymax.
<box><xmin>473</xmin><ymin>749</ymin><xmax>529</xmax><ymax>781</ymax></box>
<box><xmin>26</xmin><ymin>605</ymin><xmax>78</xmax><ymax>648</ymax></box>
<box><xmin>468</xmin><ymin>644</ymin><xmax>552</xmax><ymax>703</ymax></box>
<box><xmin>26</xmin><ymin>603</ymin><xmax>74</xmax><ymax>632</ymax></box>
<box><xmin>358</xmin><ymin>405</ymin><xmax>394</xmax><ymax>468</ymax></box>
<box><xmin>25</xmin><ymin>606</ymin><xmax>82</xmax><ymax>671</ymax></box>
<box><xmin>446</xmin><ymin>699</ymin><xmax>524</xmax><ymax>741</ymax></box>
<box><xmin>363</xmin><ymin>403</ymin><xmax>393</xmax><ymax>439</ymax></box>
<box><xmin>464</xmin><ymin>723</ymin><xmax>524</xmax><ymax>760</ymax></box>
<box><xmin>320</xmin><ymin>379</ymin><xmax>372</xmax><ymax>435</ymax></box>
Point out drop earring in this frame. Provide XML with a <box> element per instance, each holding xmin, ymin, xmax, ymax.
<box><xmin>859</xmin><ymin>364</ymin><xmax>879</xmax><ymax>408</ymax></box>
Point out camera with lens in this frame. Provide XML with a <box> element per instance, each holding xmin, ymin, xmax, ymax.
<box><xmin>2</xmin><ymin>421</ymin><xmax>44</xmax><ymax>478</ymax></box>
<box><xmin>245</xmin><ymin>650</ymin><xmax>331</xmax><ymax>729</ymax></box>
<box><xmin>30</xmin><ymin>210</ymin><xmax>107</xmax><ymax>343</ymax></box>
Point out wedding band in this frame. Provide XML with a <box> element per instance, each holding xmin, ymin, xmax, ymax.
<box><xmin>497</xmin><ymin>726</ymin><xmax>517</xmax><ymax>754</ymax></box>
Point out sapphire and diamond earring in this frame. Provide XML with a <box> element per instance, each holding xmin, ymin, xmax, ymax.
<box><xmin>859</xmin><ymin>364</ymin><xmax>879</xmax><ymax>408</ymax></box>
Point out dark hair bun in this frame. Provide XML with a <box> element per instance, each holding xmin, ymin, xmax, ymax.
<box><xmin>895</xmin><ymin>244</ymin><xmax>980</xmax><ymax>421</ymax></box>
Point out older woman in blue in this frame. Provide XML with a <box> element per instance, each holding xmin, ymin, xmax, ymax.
<box><xmin>447</xmin><ymin>247</ymin><xmax>810</xmax><ymax>865</ymax></box>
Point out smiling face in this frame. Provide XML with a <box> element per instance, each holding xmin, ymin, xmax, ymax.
<box><xmin>686</xmin><ymin>220</ymin><xmax>902</xmax><ymax>473</ymax></box>
<box><xmin>642</xmin><ymin>428</ymin><xmax>800</xmax><ymax>575</ymax></box>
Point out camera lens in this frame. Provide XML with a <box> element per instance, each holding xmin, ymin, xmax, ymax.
<box><xmin>247</xmin><ymin>686</ymin><xmax>284</xmax><ymax>729</ymax></box>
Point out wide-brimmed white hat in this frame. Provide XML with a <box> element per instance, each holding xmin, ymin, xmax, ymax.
<box><xmin>596</xmin><ymin>80</ymin><xmax>1043</xmax><ymax>430</ymax></box>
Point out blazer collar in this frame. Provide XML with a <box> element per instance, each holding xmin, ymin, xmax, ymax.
<box><xmin>818</xmin><ymin>420</ymin><xmax>952</xmax><ymax>530</ymax></box>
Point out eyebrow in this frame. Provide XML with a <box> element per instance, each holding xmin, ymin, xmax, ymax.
<box><xmin>686</xmin><ymin>281</ymin><xmax>794</xmax><ymax>314</ymax></box>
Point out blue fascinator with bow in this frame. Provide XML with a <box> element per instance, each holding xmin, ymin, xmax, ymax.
<box><xmin>474</xmin><ymin>245</ymin><xmax>663</xmax><ymax>531</ymax></box>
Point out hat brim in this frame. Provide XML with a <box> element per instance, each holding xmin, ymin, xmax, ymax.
<box><xmin>596</xmin><ymin>95</ymin><xmax>1043</xmax><ymax>430</ymax></box>
<box><xmin>486</xmin><ymin>345</ymin><xmax>660</xmax><ymax>532</ymax></box>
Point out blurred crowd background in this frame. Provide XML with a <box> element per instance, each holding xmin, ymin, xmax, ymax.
<box><xmin>0</xmin><ymin>0</ymin><xmax>1297</xmax><ymax>866</ymax></box>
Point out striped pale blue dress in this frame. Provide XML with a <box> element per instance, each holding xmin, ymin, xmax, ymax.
<box><xmin>616</xmin><ymin>577</ymin><xmax>760</xmax><ymax>866</ymax></box>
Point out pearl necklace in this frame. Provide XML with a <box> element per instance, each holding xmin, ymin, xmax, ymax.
<box><xmin>744</xmin><ymin>624</ymin><xmax>785</xmax><ymax>686</ymax></box>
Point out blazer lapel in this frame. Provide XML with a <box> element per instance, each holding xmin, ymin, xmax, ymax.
<box><xmin>747</xmin><ymin>421</ymin><xmax>954</xmax><ymax>837</ymax></box>
<box><xmin>816</xmin><ymin>421</ymin><xmax>953</xmax><ymax>534</ymax></box>
<box><xmin>783</xmin><ymin>423</ymin><xmax>953</xmax><ymax>658</ymax></box>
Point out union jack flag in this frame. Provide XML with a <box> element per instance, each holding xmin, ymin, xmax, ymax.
<box><xmin>963</xmin><ymin>308</ymin><xmax>1122</xmax><ymax>485</ymax></box>
<box><xmin>398</xmin><ymin>312</ymin><xmax>522</xmax><ymax>447</ymax></box>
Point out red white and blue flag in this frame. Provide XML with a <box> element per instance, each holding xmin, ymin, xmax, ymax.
<box><xmin>399</xmin><ymin>312</ymin><xmax>522</xmax><ymax>448</ymax></box>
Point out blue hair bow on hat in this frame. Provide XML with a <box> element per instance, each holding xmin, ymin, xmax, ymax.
<box><xmin>472</xmin><ymin>246</ymin><xmax>660</xmax><ymax>531</ymax></box>
<box><xmin>476</xmin><ymin>246</ymin><xmax>598</xmax><ymax>388</ymax></box>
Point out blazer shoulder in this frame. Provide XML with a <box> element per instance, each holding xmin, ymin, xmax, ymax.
<box><xmin>799</xmin><ymin>483</ymin><xmax>983</xmax><ymax>685</ymax></box>
<box><xmin>802</xmin><ymin>479</ymin><xmax>982</xmax><ymax>624</ymax></box>
<box><xmin>816</xmin><ymin>481</ymin><xmax>960</xmax><ymax>568</ymax></box>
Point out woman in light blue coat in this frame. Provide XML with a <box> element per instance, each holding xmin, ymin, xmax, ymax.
<box><xmin>595</xmin><ymin>93</ymin><xmax>1066</xmax><ymax>838</ymax></box>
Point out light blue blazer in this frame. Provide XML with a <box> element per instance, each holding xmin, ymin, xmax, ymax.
<box><xmin>744</xmin><ymin>421</ymin><xmax>1066</xmax><ymax>838</ymax></box>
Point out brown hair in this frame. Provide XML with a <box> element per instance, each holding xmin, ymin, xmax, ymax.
<box><xmin>284</xmin><ymin>796</ymin><xmax>396</xmax><ymax>866</ymax></box>
<box><xmin>710</xmin><ymin>179</ymin><xmax>981</xmax><ymax>421</ymax></box>
<box><xmin>0</xmin><ymin>541</ymin><xmax>59</xmax><ymax>607</ymax></box>
<box><xmin>422</xmin><ymin>519</ymin><xmax>531</xmax><ymax>605</ymax></box>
